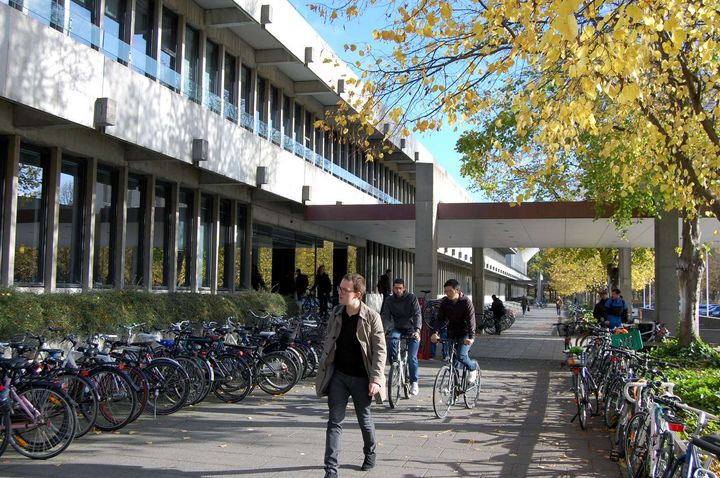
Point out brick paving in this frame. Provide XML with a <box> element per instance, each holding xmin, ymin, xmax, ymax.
<box><xmin>0</xmin><ymin>307</ymin><xmax>623</xmax><ymax>478</ymax></box>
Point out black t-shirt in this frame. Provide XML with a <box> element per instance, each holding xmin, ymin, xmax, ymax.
<box><xmin>334</xmin><ymin>310</ymin><xmax>367</xmax><ymax>377</ymax></box>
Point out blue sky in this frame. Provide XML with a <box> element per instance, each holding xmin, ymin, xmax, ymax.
<box><xmin>288</xmin><ymin>1</ymin><xmax>484</xmax><ymax>200</ymax></box>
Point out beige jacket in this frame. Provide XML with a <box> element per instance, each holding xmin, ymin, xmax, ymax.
<box><xmin>314</xmin><ymin>302</ymin><xmax>387</xmax><ymax>404</ymax></box>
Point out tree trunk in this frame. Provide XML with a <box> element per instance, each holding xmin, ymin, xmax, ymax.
<box><xmin>677</xmin><ymin>216</ymin><xmax>703</xmax><ymax>346</ymax></box>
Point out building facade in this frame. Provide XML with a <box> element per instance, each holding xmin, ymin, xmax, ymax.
<box><xmin>0</xmin><ymin>0</ymin><xmax>529</xmax><ymax>301</ymax></box>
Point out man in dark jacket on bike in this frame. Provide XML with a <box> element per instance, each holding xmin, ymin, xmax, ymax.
<box><xmin>430</xmin><ymin>279</ymin><xmax>478</xmax><ymax>383</ymax></box>
<box><xmin>490</xmin><ymin>295</ymin><xmax>505</xmax><ymax>335</ymax></box>
<box><xmin>381</xmin><ymin>278</ymin><xmax>422</xmax><ymax>396</ymax></box>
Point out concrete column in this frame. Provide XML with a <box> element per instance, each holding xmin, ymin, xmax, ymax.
<box><xmin>618</xmin><ymin>247</ymin><xmax>633</xmax><ymax>318</ymax></box>
<box><xmin>471</xmin><ymin>247</ymin><xmax>485</xmax><ymax>313</ymax></box>
<box><xmin>143</xmin><ymin>175</ymin><xmax>155</xmax><ymax>292</ymax></box>
<box><xmin>44</xmin><ymin>147</ymin><xmax>62</xmax><ymax>292</ymax></box>
<box><xmin>82</xmin><ymin>158</ymin><xmax>97</xmax><ymax>290</ymax></box>
<box><xmin>413</xmin><ymin>162</ymin><xmax>437</xmax><ymax>295</ymax></box>
<box><xmin>210</xmin><ymin>195</ymin><xmax>220</xmax><ymax>294</ymax></box>
<box><xmin>167</xmin><ymin>182</ymin><xmax>179</xmax><ymax>291</ymax></box>
<box><xmin>114</xmin><ymin>166</ymin><xmax>128</xmax><ymax>288</ymax></box>
<box><xmin>1</xmin><ymin>136</ymin><xmax>20</xmax><ymax>287</ymax></box>
<box><xmin>655</xmin><ymin>211</ymin><xmax>680</xmax><ymax>332</ymax></box>
<box><xmin>241</xmin><ymin>205</ymin><xmax>253</xmax><ymax>289</ymax></box>
<box><xmin>228</xmin><ymin>200</ymin><xmax>238</xmax><ymax>292</ymax></box>
<box><xmin>191</xmin><ymin>189</ymin><xmax>201</xmax><ymax>292</ymax></box>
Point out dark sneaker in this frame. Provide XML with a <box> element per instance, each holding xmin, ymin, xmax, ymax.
<box><xmin>361</xmin><ymin>453</ymin><xmax>376</xmax><ymax>471</ymax></box>
<box><xmin>324</xmin><ymin>471</ymin><xmax>337</xmax><ymax>478</ymax></box>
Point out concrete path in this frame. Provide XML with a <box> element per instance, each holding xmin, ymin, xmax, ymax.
<box><xmin>0</xmin><ymin>307</ymin><xmax>623</xmax><ymax>478</ymax></box>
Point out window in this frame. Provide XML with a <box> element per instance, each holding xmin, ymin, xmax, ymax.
<box><xmin>93</xmin><ymin>166</ymin><xmax>117</xmax><ymax>287</ymax></box>
<box><xmin>218</xmin><ymin>199</ymin><xmax>232</xmax><ymax>290</ymax></box>
<box><xmin>69</xmin><ymin>0</ymin><xmax>99</xmax><ymax>48</ymax></box>
<box><xmin>205</xmin><ymin>39</ymin><xmax>219</xmax><ymax>112</ymax></box>
<box><xmin>223</xmin><ymin>53</ymin><xmax>237</xmax><ymax>121</ymax></box>
<box><xmin>56</xmin><ymin>157</ymin><xmax>85</xmax><ymax>287</ymax></box>
<box><xmin>15</xmin><ymin>147</ymin><xmax>47</xmax><ymax>285</ymax></box>
<box><xmin>293</xmin><ymin>104</ymin><xmax>303</xmax><ymax>149</ymax></box>
<box><xmin>183</xmin><ymin>24</ymin><xmax>200</xmax><ymax>102</ymax></box>
<box><xmin>198</xmin><ymin>194</ymin><xmax>212</xmax><ymax>288</ymax></box>
<box><xmin>160</xmin><ymin>7</ymin><xmax>178</xmax><ymax>88</ymax></box>
<box><xmin>283</xmin><ymin>95</ymin><xmax>291</xmax><ymax>138</ymax></box>
<box><xmin>124</xmin><ymin>175</ymin><xmax>146</xmax><ymax>287</ymax></box>
<box><xmin>152</xmin><ymin>181</ymin><xmax>171</xmax><ymax>287</ymax></box>
<box><xmin>132</xmin><ymin>0</ymin><xmax>154</xmax><ymax>64</ymax></box>
<box><xmin>304</xmin><ymin>111</ymin><xmax>313</xmax><ymax>149</ymax></box>
<box><xmin>256</xmin><ymin>77</ymin><xmax>267</xmax><ymax>122</ymax></box>
<box><xmin>324</xmin><ymin>130</ymin><xmax>331</xmax><ymax>161</ymax></box>
<box><xmin>103</xmin><ymin>0</ymin><xmax>127</xmax><ymax>62</ymax></box>
<box><xmin>240</xmin><ymin>65</ymin><xmax>251</xmax><ymax>115</ymax></box>
<box><xmin>176</xmin><ymin>188</ymin><xmax>193</xmax><ymax>288</ymax></box>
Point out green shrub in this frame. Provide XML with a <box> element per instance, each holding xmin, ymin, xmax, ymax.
<box><xmin>0</xmin><ymin>288</ymin><xmax>286</xmax><ymax>338</ymax></box>
<box><xmin>649</xmin><ymin>339</ymin><xmax>720</xmax><ymax>368</ymax></box>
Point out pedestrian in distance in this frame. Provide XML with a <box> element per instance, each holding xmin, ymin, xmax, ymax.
<box><xmin>520</xmin><ymin>296</ymin><xmax>528</xmax><ymax>316</ymax></box>
<box><xmin>313</xmin><ymin>265</ymin><xmax>332</xmax><ymax>317</ymax></box>
<box><xmin>490</xmin><ymin>294</ymin><xmax>505</xmax><ymax>335</ymax></box>
<box><xmin>381</xmin><ymin>278</ymin><xmax>422</xmax><ymax>395</ymax></box>
<box><xmin>315</xmin><ymin>273</ymin><xmax>387</xmax><ymax>478</ymax></box>
<box><xmin>556</xmin><ymin>297</ymin><xmax>563</xmax><ymax>317</ymax></box>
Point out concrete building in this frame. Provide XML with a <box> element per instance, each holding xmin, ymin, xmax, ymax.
<box><xmin>0</xmin><ymin>0</ymin><xmax>532</xmax><ymax>305</ymax></box>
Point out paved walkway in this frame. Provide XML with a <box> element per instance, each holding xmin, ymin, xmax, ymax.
<box><xmin>0</xmin><ymin>307</ymin><xmax>623</xmax><ymax>477</ymax></box>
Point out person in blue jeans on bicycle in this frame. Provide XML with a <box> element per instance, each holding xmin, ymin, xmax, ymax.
<box><xmin>381</xmin><ymin>278</ymin><xmax>422</xmax><ymax>396</ymax></box>
<box><xmin>430</xmin><ymin>279</ymin><xmax>478</xmax><ymax>383</ymax></box>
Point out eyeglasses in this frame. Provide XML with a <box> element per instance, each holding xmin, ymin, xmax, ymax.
<box><xmin>337</xmin><ymin>286</ymin><xmax>356</xmax><ymax>295</ymax></box>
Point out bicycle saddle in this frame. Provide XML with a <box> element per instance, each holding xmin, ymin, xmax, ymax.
<box><xmin>0</xmin><ymin>356</ymin><xmax>30</xmax><ymax>370</ymax></box>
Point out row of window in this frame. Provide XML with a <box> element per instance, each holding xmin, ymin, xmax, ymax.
<box><xmin>7</xmin><ymin>142</ymin><xmax>247</xmax><ymax>289</ymax></box>
<box><xmin>2</xmin><ymin>0</ymin><xmax>416</xmax><ymax>204</ymax></box>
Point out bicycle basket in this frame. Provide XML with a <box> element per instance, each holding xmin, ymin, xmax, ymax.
<box><xmin>566</xmin><ymin>354</ymin><xmax>587</xmax><ymax>367</ymax></box>
<box><xmin>610</xmin><ymin>329</ymin><xmax>643</xmax><ymax>350</ymax></box>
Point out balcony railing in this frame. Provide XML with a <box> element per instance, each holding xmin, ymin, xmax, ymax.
<box><xmin>1</xmin><ymin>0</ymin><xmax>404</xmax><ymax>205</ymax></box>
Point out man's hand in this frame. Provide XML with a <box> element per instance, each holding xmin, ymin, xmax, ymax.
<box><xmin>430</xmin><ymin>332</ymin><xmax>440</xmax><ymax>343</ymax></box>
<box><xmin>464</xmin><ymin>337</ymin><xmax>474</xmax><ymax>346</ymax></box>
<box><xmin>368</xmin><ymin>382</ymin><xmax>380</xmax><ymax>397</ymax></box>
<box><xmin>412</xmin><ymin>331</ymin><xmax>421</xmax><ymax>340</ymax></box>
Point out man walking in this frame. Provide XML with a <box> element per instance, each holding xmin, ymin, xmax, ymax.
<box><xmin>295</xmin><ymin>268</ymin><xmax>309</xmax><ymax>301</ymax></box>
<box><xmin>603</xmin><ymin>288</ymin><xmax>628</xmax><ymax>328</ymax></box>
<box><xmin>315</xmin><ymin>273</ymin><xmax>387</xmax><ymax>478</ymax></box>
<box><xmin>490</xmin><ymin>294</ymin><xmax>505</xmax><ymax>335</ymax></box>
<box><xmin>381</xmin><ymin>278</ymin><xmax>422</xmax><ymax>395</ymax></box>
<box><xmin>313</xmin><ymin>265</ymin><xmax>332</xmax><ymax>317</ymax></box>
<box><xmin>377</xmin><ymin>269</ymin><xmax>391</xmax><ymax>300</ymax></box>
<box><xmin>593</xmin><ymin>290</ymin><xmax>608</xmax><ymax>323</ymax></box>
<box><xmin>520</xmin><ymin>296</ymin><xmax>528</xmax><ymax>316</ymax></box>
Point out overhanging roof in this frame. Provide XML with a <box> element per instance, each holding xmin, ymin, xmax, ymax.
<box><xmin>305</xmin><ymin>201</ymin><xmax>720</xmax><ymax>249</ymax></box>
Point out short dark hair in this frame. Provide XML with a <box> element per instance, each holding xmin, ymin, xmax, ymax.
<box><xmin>342</xmin><ymin>273</ymin><xmax>366</xmax><ymax>294</ymax></box>
<box><xmin>600</xmin><ymin>290</ymin><xmax>608</xmax><ymax>295</ymax></box>
<box><xmin>385</xmin><ymin>269</ymin><xmax>391</xmax><ymax>274</ymax></box>
<box><xmin>491</xmin><ymin>294</ymin><xmax>497</xmax><ymax>299</ymax></box>
<box><xmin>296</xmin><ymin>269</ymin><xmax>301</xmax><ymax>273</ymax></box>
<box><xmin>612</xmin><ymin>288</ymin><xmax>621</xmax><ymax>295</ymax></box>
<box><xmin>393</xmin><ymin>278</ymin><xmax>405</xmax><ymax>286</ymax></box>
<box><xmin>443</xmin><ymin>279</ymin><xmax>460</xmax><ymax>289</ymax></box>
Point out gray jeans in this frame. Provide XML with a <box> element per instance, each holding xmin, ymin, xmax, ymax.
<box><xmin>324</xmin><ymin>370</ymin><xmax>376</xmax><ymax>473</ymax></box>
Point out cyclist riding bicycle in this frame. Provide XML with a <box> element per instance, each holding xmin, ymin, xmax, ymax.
<box><xmin>430</xmin><ymin>279</ymin><xmax>478</xmax><ymax>383</ymax></box>
<box><xmin>380</xmin><ymin>278</ymin><xmax>422</xmax><ymax>396</ymax></box>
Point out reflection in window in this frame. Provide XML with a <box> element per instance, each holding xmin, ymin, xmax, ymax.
<box><xmin>240</xmin><ymin>65</ymin><xmax>251</xmax><ymax>115</ymax></box>
<box><xmin>199</xmin><ymin>194</ymin><xmax>212</xmax><ymax>288</ymax></box>
<box><xmin>152</xmin><ymin>182</ymin><xmax>171</xmax><ymax>287</ymax></box>
<box><xmin>57</xmin><ymin>158</ymin><xmax>85</xmax><ymax>286</ymax></box>
<box><xmin>15</xmin><ymin>148</ymin><xmax>47</xmax><ymax>285</ymax></box>
<box><xmin>94</xmin><ymin>166</ymin><xmax>116</xmax><ymax>287</ymax></box>
<box><xmin>103</xmin><ymin>0</ymin><xmax>127</xmax><ymax>61</ymax></box>
<box><xmin>177</xmin><ymin>189</ymin><xmax>193</xmax><ymax>288</ymax></box>
<box><xmin>183</xmin><ymin>24</ymin><xmax>200</xmax><ymax>102</ymax></box>
<box><xmin>234</xmin><ymin>206</ymin><xmax>246</xmax><ymax>289</ymax></box>
<box><xmin>125</xmin><ymin>175</ymin><xmax>145</xmax><ymax>286</ymax></box>
<box><xmin>218</xmin><ymin>200</ymin><xmax>232</xmax><ymax>290</ymax></box>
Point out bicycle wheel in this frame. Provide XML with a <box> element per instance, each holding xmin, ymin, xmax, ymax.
<box><xmin>432</xmin><ymin>366</ymin><xmax>453</xmax><ymax>419</ymax></box>
<box><xmin>463</xmin><ymin>369</ymin><xmax>481</xmax><ymax>409</ymax></box>
<box><xmin>55</xmin><ymin>373</ymin><xmax>99</xmax><ymax>438</ymax></box>
<box><xmin>625</xmin><ymin>411</ymin><xmax>649</xmax><ymax>478</ymax></box>
<box><xmin>387</xmin><ymin>362</ymin><xmax>401</xmax><ymax>409</ymax></box>
<box><xmin>213</xmin><ymin>355</ymin><xmax>253</xmax><ymax>403</ymax></box>
<box><xmin>603</xmin><ymin>379</ymin><xmax>623</xmax><ymax>429</ymax></box>
<box><xmin>0</xmin><ymin>404</ymin><xmax>9</xmax><ymax>458</ymax></box>
<box><xmin>124</xmin><ymin>365</ymin><xmax>149</xmax><ymax>423</ymax></box>
<box><xmin>89</xmin><ymin>367</ymin><xmax>136</xmax><ymax>431</ymax></box>
<box><xmin>402</xmin><ymin>360</ymin><xmax>410</xmax><ymax>399</ymax></box>
<box><xmin>10</xmin><ymin>383</ymin><xmax>76</xmax><ymax>459</ymax></box>
<box><xmin>144</xmin><ymin>358</ymin><xmax>190</xmax><ymax>416</ymax></box>
<box><xmin>175</xmin><ymin>356</ymin><xmax>210</xmax><ymax>406</ymax></box>
<box><xmin>575</xmin><ymin>372</ymin><xmax>588</xmax><ymax>430</ymax></box>
<box><xmin>651</xmin><ymin>430</ymin><xmax>674</xmax><ymax>478</ymax></box>
<box><xmin>257</xmin><ymin>353</ymin><xmax>299</xmax><ymax>395</ymax></box>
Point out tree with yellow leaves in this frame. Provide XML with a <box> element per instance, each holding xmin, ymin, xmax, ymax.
<box><xmin>312</xmin><ymin>0</ymin><xmax>719</xmax><ymax>345</ymax></box>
